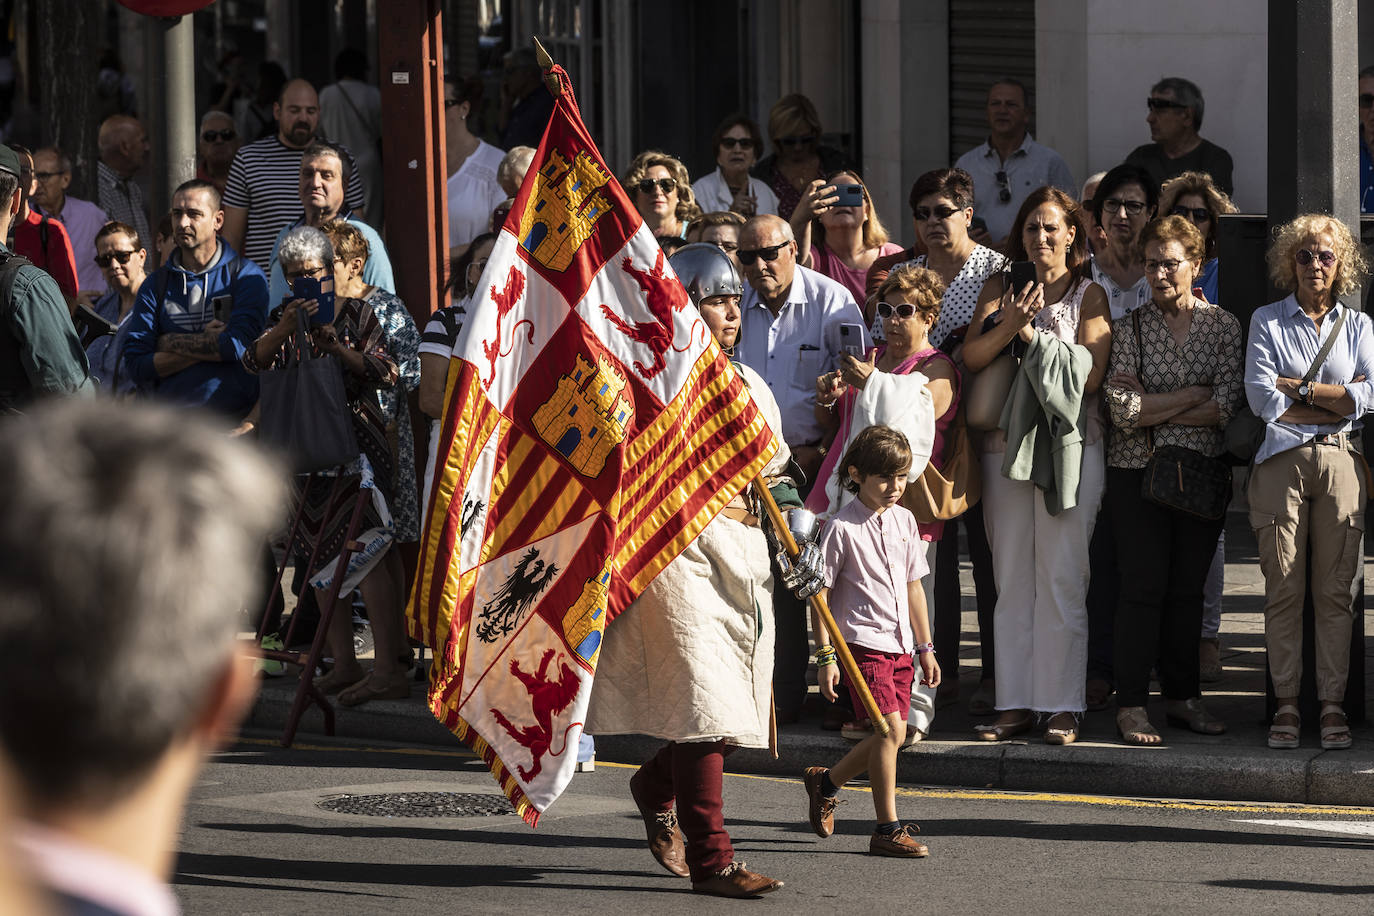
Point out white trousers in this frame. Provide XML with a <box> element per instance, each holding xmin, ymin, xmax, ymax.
<box><xmin>982</xmin><ymin>442</ymin><xmax>1104</xmax><ymax>714</ymax></box>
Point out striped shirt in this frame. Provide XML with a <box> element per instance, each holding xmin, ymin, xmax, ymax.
<box><xmin>419</xmin><ymin>302</ymin><xmax>469</xmax><ymax>358</ymax></box>
<box><xmin>96</xmin><ymin>161</ymin><xmax>151</xmax><ymax>252</ymax></box>
<box><xmin>223</xmin><ymin>135</ymin><xmax>366</xmax><ymax>271</ymax></box>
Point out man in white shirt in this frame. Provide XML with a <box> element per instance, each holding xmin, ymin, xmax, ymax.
<box><xmin>319</xmin><ymin>48</ymin><xmax>383</xmax><ymax>228</ymax></box>
<box><xmin>0</xmin><ymin>399</ymin><xmax>280</xmax><ymax>916</ymax></box>
<box><xmin>955</xmin><ymin>79</ymin><xmax>1076</xmax><ymax>250</ymax></box>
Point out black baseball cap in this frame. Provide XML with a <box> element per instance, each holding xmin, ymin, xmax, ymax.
<box><xmin>0</xmin><ymin>145</ymin><xmax>20</xmax><ymax>178</ymax></box>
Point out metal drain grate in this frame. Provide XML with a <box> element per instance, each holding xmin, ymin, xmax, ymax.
<box><xmin>318</xmin><ymin>792</ymin><xmax>515</xmax><ymax>818</ymax></box>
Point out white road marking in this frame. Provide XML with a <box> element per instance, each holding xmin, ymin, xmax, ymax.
<box><xmin>1237</xmin><ymin>819</ymin><xmax>1374</xmax><ymax>836</ymax></box>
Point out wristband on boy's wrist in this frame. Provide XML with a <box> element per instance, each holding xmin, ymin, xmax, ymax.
<box><xmin>814</xmin><ymin>645</ymin><xmax>838</xmax><ymax>666</ymax></box>
<box><xmin>914</xmin><ymin>642</ymin><xmax>935</xmax><ymax>655</ymax></box>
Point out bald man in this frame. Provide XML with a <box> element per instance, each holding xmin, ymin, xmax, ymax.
<box><xmin>221</xmin><ymin>78</ymin><xmax>366</xmax><ymax>272</ymax></box>
<box><xmin>96</xmin><ymin>114</ymin><xmax>151</xmax><ymax>249</ymax></box>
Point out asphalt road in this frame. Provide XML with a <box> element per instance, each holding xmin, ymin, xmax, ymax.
<box><xmin>176</xmin><ymin>734</ymin><xmax>1374</xmax><ymax>915</ymax></box>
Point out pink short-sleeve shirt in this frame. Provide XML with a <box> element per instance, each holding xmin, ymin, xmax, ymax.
<box><xmin>818</xmin><ymin>498</ymin><xmax>927</xmax><ymax>654</ymax></box>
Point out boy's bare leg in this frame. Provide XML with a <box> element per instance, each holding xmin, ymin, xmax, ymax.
<box><xmin>827</xmin><ymin>711</ymin><xmax>906</xmax><ymax>822</ymax></box>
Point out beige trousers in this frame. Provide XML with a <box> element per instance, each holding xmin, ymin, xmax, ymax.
<box><xmin>1248</xmin><ymin>442</ymin><xmax>1366</xmax><ymax>699</ymax></box>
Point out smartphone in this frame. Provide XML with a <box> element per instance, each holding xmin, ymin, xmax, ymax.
<box><xmin>1008</xmin><ymin>260</ymin><xmax>1037</xmax><ymax>293</ymax></box>
<box><xmin>292</xmin><ymin>275</ymin><xmax>336</xmax><ymax>326</ymax></box>
<box><xmin>211</xmin><ymin>295</ymin><xmax>233</xmax><ymax>324</ymax></box>
<box><xmin>839</xmin><ymin>322</ymin><xmax>865</xmax><ymax>359</ymax></box>
<box><xmin>832</xmin><ymin>184</ymin><xmax>864</xmax><ymax>208</ymax></box>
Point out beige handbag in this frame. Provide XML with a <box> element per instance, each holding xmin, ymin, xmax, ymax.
<box><xmin>964</xmin><ymin>353</ymin><xmax>1017</xmax><ymax>432</ymax></box>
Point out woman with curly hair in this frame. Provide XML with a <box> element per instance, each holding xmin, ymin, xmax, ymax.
<box><xmin>1158</xmin><ymin>171</ymin><xmax>1237</xmax><ymax>306</ymax></box>
<box><xmin>624</xmin><ymin>150</ymin><xmax>701</xmax><ymax>240</ymax></box>
<box><xmin>1246</xmin><ymin>214</ymin><xmax>1374</xmax><ymax>751</ymax></box>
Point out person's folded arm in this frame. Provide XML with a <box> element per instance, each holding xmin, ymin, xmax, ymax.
<box><xmin>1244</xmin><ymin>313</ymin><xmax>1289</xmax><ymax>422</ymax></box>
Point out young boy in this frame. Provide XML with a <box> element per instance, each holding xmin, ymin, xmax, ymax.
<box><xmin>802</xmin><ymin>424</ymin><xmax>940</xmax><ymax>857</ymax></box>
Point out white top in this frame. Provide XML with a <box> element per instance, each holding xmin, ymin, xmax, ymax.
<box><xmin>1090</xmin><ymin>257</ymin><xmax>1152</xmax><ymax>320</ymax></box>
<box><xmin>891</xmin><ymin>245</ymin><xmax>1008</xmax><ymax>347</ymax></box>
<box><xmin>692</xmin><ymin>168</ymin><xmax>779</xmax><ymax>216</ymax></box>
<box><xmin>447</xmin><ymin>141</ymin><xmax>507</xmax><ymax>248</ymax></box>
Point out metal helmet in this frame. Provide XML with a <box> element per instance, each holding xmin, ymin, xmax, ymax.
<box><xmin>669</xmin><ymin>243</ymin><xmax>743</xmax><ymax>306</ymax></box>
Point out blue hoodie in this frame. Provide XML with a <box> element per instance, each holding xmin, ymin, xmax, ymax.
<box><xmin>123</xmin><ymin>241</ymin><xmax>268</xmax><ymax>417</ymax></box>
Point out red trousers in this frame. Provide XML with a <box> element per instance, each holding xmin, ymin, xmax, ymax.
<box><xmin>633</xmin><ymin>740</ymin><xmax>735</xmax><ymax>880</ymax></box>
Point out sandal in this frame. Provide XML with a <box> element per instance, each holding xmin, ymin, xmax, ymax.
<box><xmin>338</xmin><ymin>670</ymin><xmax>412</xmax><ymax>707</ymax></box>
<box><xmin>1116</xmin><ymin>706</ymin><xmax>1162</xmax><ymax>745</ymax></box>
<box><xmin>1267</xmin><ymin>704</ymin><xmax>1300</xmax><ymax>749</ymax></box>
<box><xmin>1320</xmin><ymin>704</ymin><xmax>1353</xmax><ymax>750</ymax></box>
<box><xmin>975</xmin><ymin>710</ymin><xmax>1033</xmax><ymax>741</ymax></box>
<box><xmin>1044</xmin><ymin>711</ymin><xmax>1080</xmax><ymax>746</ymax></box>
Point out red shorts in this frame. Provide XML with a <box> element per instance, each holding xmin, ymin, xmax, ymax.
<box><xmin>846</xmin><ymin>645</ymin><xmax>914</xmax><ymax>718</ymax></box>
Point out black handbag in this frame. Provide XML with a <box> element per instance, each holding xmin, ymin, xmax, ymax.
<box><xmin>258</xmin><ymin>308</ymin><xmax>360</xmax><ymax>473</ymax></box>
<box><xmin>1131</xmin><ymin>311</ymin><xmax>1232</xmax><ymax>520</ymax></box>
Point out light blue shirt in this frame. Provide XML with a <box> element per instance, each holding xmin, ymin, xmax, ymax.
<box><xmin>266</xmin><ymin>213</ymin><xmax>395</xmax><ymax>306</ymax></box>
<box><xmin>737</xmin><ymin>263</ymin><xmax>868</xmax><ymax>447</ymax></box>
<box><xmin>954</xmin><ymin>134</ymin><xmax>1076</xmax><ymax>243</ymax></box>
<box><xmin>1245</xmin><ymin>295</ymin><xmax>1374</xmax><ymax>465</ymax></box>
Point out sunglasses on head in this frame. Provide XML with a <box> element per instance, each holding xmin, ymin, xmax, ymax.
<box><xmin>1147</xmin><ymin>97</ymin><xmax>1188</xmax><ymax>111</ymax></box>
<box><xmin>1296</xmin><ymin>248</ymin><xmax>1338</xmax><ymax>267</ymax></box>
<box><xmin>737</xmin><ymin>241</ymin><xmax>789</xmax><ymax>266</ymax></box>
<box><xmin>777</xmin><ymin>135</ymin><xmax>818</xmax><ymax>148</ymax></box>
<box><xmin>635</xmin><ymin>177</ymin><xmax>677</xmax><ymax>195</ymax></box>
<box><xmin>719</xmin><ymin>137</ymin><xmax>753</xmax><ymax>150</ymax></box>
<box><xmin>201</xmin><ymin>129</ymin><xmax>235</xmax><ymax>142</ymax></box>
<box><xmin>1170</xmin><ymin>205</ymin><xmax>1210</xmax><ymax>222</ymax></box>
<box><xmin>876</xmin><ymin>301</ymin><xmax>919</xmax><ymax>319</ymax></box>
<box><xmin>95</xmin><ymin>250</ymin><xmax>137</xmax><ymax>267</ymax></box>
<box><xmin>995</xmin><ymin>170</ymin><xmax>1011</xmax><ymax>204</ymax></box>
<box><xmin>914</xmin><ymin>205</ymin><xmax>961</xmax><ymax>222</ymax></box>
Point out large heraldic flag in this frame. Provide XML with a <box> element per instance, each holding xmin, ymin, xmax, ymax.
<box><xmin>407</xmin><ymin>65</ymin><xmax>776</xmax><ymax>826</ymax></box>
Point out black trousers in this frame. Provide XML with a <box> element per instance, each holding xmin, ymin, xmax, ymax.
<box><xmin>1107</xmin><ymin>468</ymin><xmax>1224</xmax><ymax>708</ymax></box>
<box><xmin>1085</xmin><ymin>499</ymin><xmax>1119</xmax><ymax>685</ymax></box>
<box><xmin>933</xmin><ymin>501</ymin><xmax>997</xmax><ymax>681</ymax></box>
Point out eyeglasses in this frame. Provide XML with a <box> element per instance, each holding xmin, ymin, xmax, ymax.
<box><xmin>467</xmin><ymin>257</ymin><xmax>489</xmax><ymax>274</ymax></box>
<box><xmin>94</xmin><ymin>250</ymin><xmax>137</xmax><ymax>267</ymax></box>
<box><xmin>914</xmin><ymin>205</ymin><xmax>961</xmax><ymax>222</ymax></box>
<box><xmin>33</xmin><ymin>170</ymin><xmax>66</xmax><ymax>181</ymax></box>
<box><xmin>1296</xmin><ymin>248</ymin><xmax>1338</xmax><ymax>267</ymax></box>
<box><xmin>284</xmin><ymin>265</ymin><xmax>328</xmax><ymax>281</ymax></box>
<box><xmin>1170</xmin><ymin>205</ymin><xmax>1210</xmax><ymax>222</ymax></box>
<box><xmin>635</xmin><ymin>177</ymin><xmax>677</xmax><ymax>195</ymax></box>
<box><xmin>1103</xmin><ymin>198</ymin><xmax>1148</xmax><ymax>216</ymax></box>
<box><xmin>719</xmin><ymin>137</ymin><xmax>753</xmax><ymax>150</ymax></box>
<box><xmin>995</xmin><ymin>170</ymin><xmax>1011</xmax><ymax>204</ymax></box>
<box><xmin>201</xmin><ymin>129</ymin><xmax>236</xmax><ymax>142</ymax></box>
<box><xmin>776</xmin><ymin>135</ymin><xmax>818</xmax><ymax>148</ymax></box>
<box><xmin>876</xmin><ymin>301</ymin><xmax>920</xmax><ymax>319</ymax></box>
<box><xmin>738</xmin><ymin>241</ymin><xmax>790</xmax><ymax>266</ymax></box>
<box><xmin>1362</xmin><ymin>93</ymin><xmax>1374</xmax><ymax>109</ymax></box>
<box><xmin>1143</xmin><ymin>259</ymin><xmax>1184</xmax><ymax>274</ymax></box>
<box><xmin>1147</xmin><ymin>97</ymin><xmax>1188</xmax><ymax>111</ymax></box>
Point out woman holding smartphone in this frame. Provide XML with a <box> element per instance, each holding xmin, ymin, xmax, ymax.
<box><xmin>961</xmin><ymin>187</ymin><xmax>1112</xmax><ymax>746</ymax></box>
<box><xmin>790</xmin><ymin>170</ymin><xmax>903</xmax><ymax>307</ymax></box>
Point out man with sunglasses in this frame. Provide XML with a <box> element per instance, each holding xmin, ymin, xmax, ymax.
<box><xmin>9</xmin><ymin>145</ymin><xmax>79</xmax><ymax>310</ymax></box>
<box><xmin>196</xmin><ymin>110</ymin><xmax>241</xmax><ymax>197</ymax></box>
<box><xmin>31</xmin><ymin>146</ymin><xmax>109</xmax><ymax>297</ymax></box>
<box><xmin>954</xmin><ymin>78</ymin><xmax>1075</xmax><ymax>250</ymax></box>
<box><xmin>1126</xmin><ymin>77</ymin><xmax>1234</xmax><ymax>198</ymax></box>
<box><xmin>0</xmin><ymin>145</ymin><xmax>90</xmax><ymax>408</ymax></box>
<box><xmin>1358</xmin><ymin>66</ymin><xmax>1374</xmax><ymax>214</ymax></box>
<box><xmin>736</xmin><ymin>213</ymin><xmax>868</xmax><ymax>723</ymax></box>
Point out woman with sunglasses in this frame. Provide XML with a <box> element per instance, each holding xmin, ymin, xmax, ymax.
<box><xmin>1157</xmin><ymin>171</ymin><xmax>1237</xmax><ymax>307</ymax></box>
<box><xmin>87</xmin><ymin>221</ymin><xmax>148</xmax><ymax>394</ymax></box>
<box><xmin>751</xmin><ymin>94</ymin><xmax>851</xmax><ymax>222</ymax></box>
<box><xmin>790</xmin><ymin>170</ymin><xmax>903</xmax><ymax>312</ymax></box>
<box><xmin>625</xmin><ymin>151</ymin><xmax>701</xmax><ymax>241</ymax></box>
<box><xmin>1103</xmin><ymin>216</ymin><xmax>1242</xmax><ymax>745</ymax></box>
<box><xmin>807</xmin><ymin>265</ymin><xmax>953</xmax><ymax>740</ymax></box>
<box><xmin>1246</xmin><ymin>214</ymin><xmax>1374</xmax><ymax>752</ymax></box>
<box><xmin>962</xmin><ymin>187</ymin><xmax>1112</xmax><ymax>746</ymax></box>
<box><xmin>692</xmin><ymin>114</ymin><xmax>779</xmax><ymax>218</ymax></box>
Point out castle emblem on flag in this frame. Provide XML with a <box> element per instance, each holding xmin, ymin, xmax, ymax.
<box><xmin>518</xmin><ymin>149</ymin><xmax>613</xmax><ymax>272</ymax></box>
<box><xmin>532</xmin><ymin>352</ymin><xmax>633</xmax><ymax>476</ymax></box>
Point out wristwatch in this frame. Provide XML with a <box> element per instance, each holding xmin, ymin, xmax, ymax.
<box><xmin>1298</xmin><ymin>382</ymin><xmax>1313</xmax><ymax>404</ymax></box>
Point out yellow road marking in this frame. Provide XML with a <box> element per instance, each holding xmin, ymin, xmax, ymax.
<box><xmin>234</xmin><ymin>738</ymin><xmax>1374</xmax><ymax>817</ymax></box>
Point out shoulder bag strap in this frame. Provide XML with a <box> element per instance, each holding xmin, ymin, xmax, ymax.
<box><xmin>1301</xmin><ymin>306</ymin><xmax>1347</xmax><ymax>384</ymax></box>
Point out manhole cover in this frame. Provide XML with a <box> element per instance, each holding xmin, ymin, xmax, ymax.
<box><xmin>317</xmin><ymin>792</ymin><xmax>515</xmax><ymax>817</ymax></box>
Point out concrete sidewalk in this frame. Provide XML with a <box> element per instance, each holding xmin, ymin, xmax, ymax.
<box><xmin>246</xmin><ymin>507</ymin><xmax>1374</xmax><ymax>807</ymax></box>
